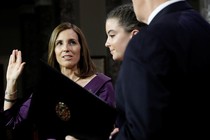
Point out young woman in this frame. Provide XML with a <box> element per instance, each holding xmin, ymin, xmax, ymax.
<box><xmin>105</xmin><ymin>3</ymin><xmax>146</xmax><ymax>61</ymax></box>
<box><xmin>105</xmin><ymin>3</ymin><xmax>146</xmax><ymax>140</ymax></box>
<box><xmin>65</xmin><ymin>3</ymin><xmax>147</xmax><ymax>140</ymax></box>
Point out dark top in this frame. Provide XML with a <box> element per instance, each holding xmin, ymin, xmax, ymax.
<box><xmin>115</xmin><ymin>1</ymin><xmax>210</xmax><ymax>140</ymax></box>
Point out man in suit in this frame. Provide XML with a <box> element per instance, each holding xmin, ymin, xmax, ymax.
<box><xmin>114</xmin><ymin>0</ymin><xmax>210</xmax><ymax>140</ymax></box>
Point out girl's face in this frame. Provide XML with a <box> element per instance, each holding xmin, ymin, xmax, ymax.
<box><xmin>55</xmin><ymin>29</ymin><xmax>81</xmax><ymax>70</ymax></box>
<box><xmin>105</xmin><ymin>18</ymin><xmax>134</xmax><ymax>61</ymax></box>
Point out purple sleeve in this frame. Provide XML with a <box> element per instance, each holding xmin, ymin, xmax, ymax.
<box><xmin>96</xmin><ymin>80</ymin><xmax>115</xmax><ymax>107</ymax></box>
<box><xmin>84</xmin><ymin>73</ymin><xmax>116</xmax><ymax>108</ymax></box>
<box><xmin>2</xmin><ymin>94</ymin><xmax>33</xmax><ymax>129</ymax></box>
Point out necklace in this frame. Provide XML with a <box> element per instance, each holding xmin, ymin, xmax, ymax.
<box><xmin>73</xmin><ymin>77</ymin><xmax>80</xmax><ymax>83</ymax></box>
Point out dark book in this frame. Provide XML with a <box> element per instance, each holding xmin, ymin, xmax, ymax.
<box><xmin>31</xmin><ymin>60</ymin><xmax>117</xmax><ymax>140</ymax></box>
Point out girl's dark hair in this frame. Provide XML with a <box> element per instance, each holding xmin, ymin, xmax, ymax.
<box><xmin>107</xmin><ymin>3</ymin><xmax>146</xmax><ymax>32</ymax></box>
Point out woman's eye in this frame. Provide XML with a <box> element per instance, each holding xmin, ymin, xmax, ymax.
<box><xmin>109</xmin><ymin>34</ymin><xmax>115</xmax><ymax>38</ymax></box>
<box><xmin>56</xmin><ymin>41</ymin><xmax>62</xmax><ymax>46</ymax></box>
<box><xmin>69</xmin><ymin>40</ymin><xmax>76</xmax><ymax>45</ymax></box>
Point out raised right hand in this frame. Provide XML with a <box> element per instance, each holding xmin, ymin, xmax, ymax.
<box><xmin>4</xmin><ymin>50</ymin><xmax>26</xmax><ymax>110</ymax></box>
<box><xmin>6</xmin><ymin>49</ymin><xmax>25</xmax><ymax>82</ymax></box>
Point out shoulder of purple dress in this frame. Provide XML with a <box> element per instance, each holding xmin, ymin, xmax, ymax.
<box><xmin>84</xmin><ymin>73</ymin><xmax>112</xmax><ymax>94</ymax></box>
<box><xmin>96</xmin><ymin>73</ymin><xmax>111</xmax><ymax>81</ymax></box>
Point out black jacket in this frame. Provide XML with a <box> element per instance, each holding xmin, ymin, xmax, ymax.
<box><xmin>115</xmin><ymin>1</ymin><xmax>210</xmax><ymax>140</ymax></box>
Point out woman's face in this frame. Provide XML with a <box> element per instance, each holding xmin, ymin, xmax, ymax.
<box><xmin>55</xmin><ymin>29</ymin><xmax>81</xmax><ymax>70</ymax></box>
<box><xmin>105</xmin><ymin>18</ymin><xmax>133</xmax><ymax>61</ymax></box>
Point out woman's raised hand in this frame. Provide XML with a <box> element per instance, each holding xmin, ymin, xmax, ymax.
<box><xmin>65</xmin><ymin>135</ymin><xmax>79</xmax><ymax>140</ymax></box>
<box><xmin>6</xmin><ymin>49</ymin><xmax>25</xmax><ymax>82</ymax></box>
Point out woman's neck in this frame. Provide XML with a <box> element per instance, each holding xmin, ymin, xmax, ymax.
<box><xmin>60</xmin><ymin>67</ymin><xmax>80</xmax><ymax>82</ymax></box>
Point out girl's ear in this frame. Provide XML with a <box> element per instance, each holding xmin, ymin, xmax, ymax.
<box><xmin>133</xmin><ymin>29</ymin><xmax>139</xmax><ymax>35</ymax></box>
<box><xmin>130</xmin><ymin>29</ymin><xmax>139</xmax><ymax>38</ymax></box>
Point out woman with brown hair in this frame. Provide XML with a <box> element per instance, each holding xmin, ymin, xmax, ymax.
<box><xmin>2</xmin><ymin>22</ymin><xmax>115</xmax><ymax>140</ymax></box>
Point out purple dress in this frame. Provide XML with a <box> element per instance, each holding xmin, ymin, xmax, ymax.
<box><xmin>1</xmin><ymin>73</ymin><xmax>115</xmax><ymax>139</ymax></box>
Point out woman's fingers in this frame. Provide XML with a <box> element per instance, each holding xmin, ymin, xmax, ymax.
<box><xmin>109</xmin><ymin>128</ymin><xmax>119</xmax><ymax>140</ymax></box>
<box><xmin>9</xmin><ymin>50</ymin><xmax>16</xmax><ymax>65</ymax></box>
<box><xmin>65</xmin><ymin>135</ymin><xmax>79</xmax><ymax>140</ymax></box>
<box><xmin>6</xmin><ymin>49</ymin><xmax>25</xmax><ymax>80</ymax></box>
<box><xmin>16</xmin><ymin>50</ymin><xmax>22</xmax><ymax>64</ymax></box>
